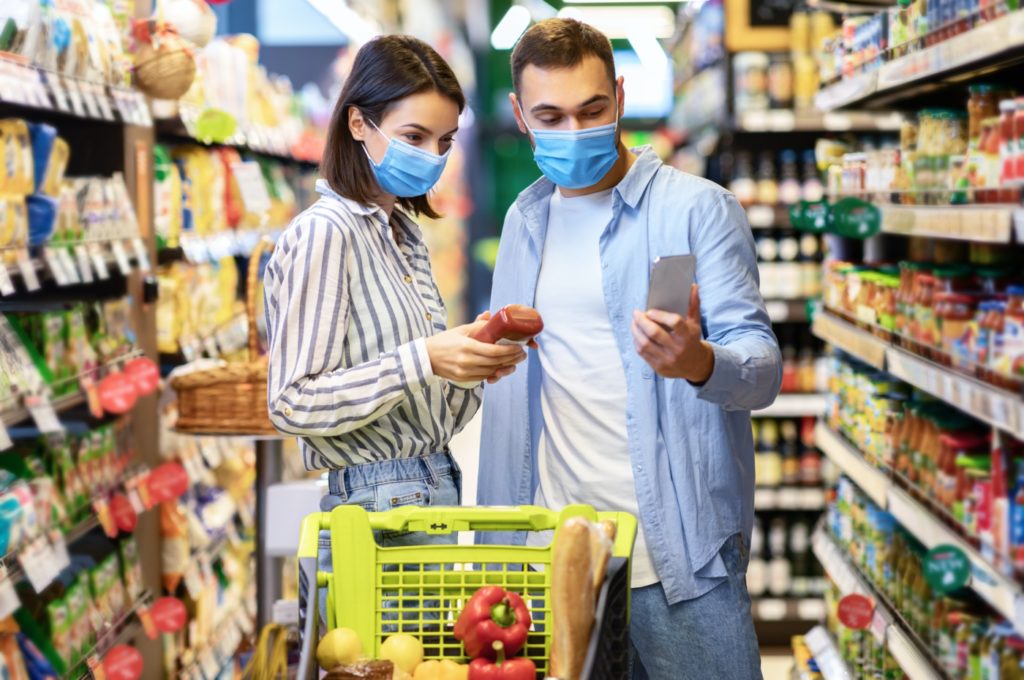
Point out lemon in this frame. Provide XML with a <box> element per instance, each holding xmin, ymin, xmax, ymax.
<box><xmin>316</xmin><ymin>627</ymin><xmax>363</xmax><ymax>669</ymax></box>
<box><xmin>380</xmin><ymin>634</ymin><xmax>424</xmax><ymax>674</ymax></box>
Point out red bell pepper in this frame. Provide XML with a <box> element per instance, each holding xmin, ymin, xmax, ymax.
<box><xmin>454</xmin><ymin>586</ymin><xmax>532</xmax><ymax>659</ymax></box>
<box><xmin>468</xmin><ymin>642</ymin><xmax>536</xmax><ymax>680</ymax></box>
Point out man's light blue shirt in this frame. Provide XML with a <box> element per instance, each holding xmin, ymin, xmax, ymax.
<box><xmin>477</xmin><ymin>146</ymin><xmax>782</xmax><ymax>604</ymax></box>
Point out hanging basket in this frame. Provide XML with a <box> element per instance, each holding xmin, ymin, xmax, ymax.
<box><xmin>170</xmin><ymin>238</ymin><xmax>278</xmax><ymax>435</ymax></box>
<box><xmin>133</xmin><ymin>31</ymin><xmax>197</xmax><ymax>100</ymax></box>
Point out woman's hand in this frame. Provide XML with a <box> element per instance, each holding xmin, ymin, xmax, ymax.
<box><xmin>425</xmin><ymin>312</ymin><xmax>527</xmax><ymax>385</ymax></box>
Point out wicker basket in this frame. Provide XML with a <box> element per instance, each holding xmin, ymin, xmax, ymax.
<box><xmin>133</xmin><ymin>32</ymin><xmax>196</xmax><ymax>101</ymax></box>
<box><xmin>171</xmin><ymin>238</ymin><xmax>277</xmax><ymax>435</ymax></box>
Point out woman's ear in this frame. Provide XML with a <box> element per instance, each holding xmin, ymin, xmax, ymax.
<box><xmin>349</xmin><ymin>106</ymin><xmax>367</xmax><ymax>142</ymax></box>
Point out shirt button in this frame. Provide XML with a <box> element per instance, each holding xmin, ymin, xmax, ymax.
<box><xmin>283</xmin><ymin>406</ymin><xmax>293</xmax><ymax>417</ymax></box>
<box><xmin>404</xmin><ymin>275</ymin><xmax>413</xmax><ymax>284</ymax></box>
<box><xmin>425</xmin><ymin>312</ymin><xmax>433</xmax><ymax>321</ymax></box>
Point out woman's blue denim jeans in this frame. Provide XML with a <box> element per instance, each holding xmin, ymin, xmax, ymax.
<box><xmin>317</xmin><ymin>451</ymin><xmax>461</xmax><ymax>631</ymax></box>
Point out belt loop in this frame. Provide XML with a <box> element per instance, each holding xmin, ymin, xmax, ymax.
<box><xmin>329</xmin><ymin>469</ymin><xmax>350</xmax><ymax>501</ymax></box>
<box><xmin>423</xmin><ymin>453</ymin><xmax>441</xmax><ymax>489</ymax></box>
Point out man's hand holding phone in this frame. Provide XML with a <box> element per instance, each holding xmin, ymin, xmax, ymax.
<box><xmin>632</xmin><ymin>283</ymin><xmax>715</xmax><ymax>384</ymax></box>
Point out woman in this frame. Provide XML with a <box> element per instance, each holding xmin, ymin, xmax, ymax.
<box><xmin>264</xmin><ymin>36</ymin><xmax>524</xmax><ymax>539</ymax></box>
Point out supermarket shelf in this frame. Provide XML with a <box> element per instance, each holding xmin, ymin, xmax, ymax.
<box><xmin>736</xmin><ymin>109</ymin><xmax>903</xmax><ymax>133</ymax></box>
<box><xmin>69</xmin><ymin>592</ymin><xmax>153</xmax><ymax>680</ymax></box>
<box><xmin>813</xmin><ymin>421</ymin><xmax>890</xmax><ymax>508</ymax></box>
<box><xmin>884</xmin><ymin>345</ymin><xmax>1024</xmax><ymax>438</ymax></box>
<box><xmin>879</xmin><ymin>203</ymin><xmax>1023</xmax><ymax>243</ymax></box>
<box><xmin>812</xmin><ymin>310</ymin><xmax>1024</xmax><ymax>438</ymax></box>
<box><xmin>752</xmin><ymin>598</ymin><xmax>827</xmax><ymax>622</ymax></box>
<box><xmin>155</xmin><ymin>115</ymin><xmax>318</xmax><ymax>166</ymax></box>
<box><xmin>815</xmin><ymin>11</ymin><xmax>1024</xmax><ymax>111</ymax></box>
<box><xmin>815</xmin><ymin>421</ymin><xmax>1024</xmax><ymax>636</ymax></box>
<box><xmin>811</xmin><ymin>311</ymin><xmax>886</xmax><ymax>369</ymax></box>
<box><xmin>804</xmin><ymin>626</ymin><xmax>853</xmax><ymax>680</ymax></box>
<box><xmin>812</xmin><ymin>527</ymin><xmax>943</xmax><ymax>680</ymax></box>
<box><xmin>887</xmin><ymin>486</ymin><xmax>1023</xmax><ymax>629</ymax></box>
<box><xmin>755</xmin><ymin>486</ymin><xmax>827</xmax><ymax>511</ymax></box>
<box><xmin>765</xmin><ymin>299</ymin><xmax>810</xmax><ymax>323</ymax></box>
<box><xmin>0</xmin><ymin>56</ymin><xmax>151</xmax><ymax>127</ymax></box>
<box><xmin>157</xmin><ymin>229</ymin><xmax>283</xmax><ymax>266</ymax></box>
<box><xmin>0</xmin><ymin>391</ymin><xmax>86</xmax><ymax>429</ymax></box>
<box><xmin>755</xmin><ymin>393</ymin><xmax>826</xmax><ymax>418</ymax></box>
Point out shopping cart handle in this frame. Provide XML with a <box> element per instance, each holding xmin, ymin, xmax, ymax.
<box><xmin>316</xmin><ymin>504</ymin><xmax>600</xmax><ymax>534</ymax></box>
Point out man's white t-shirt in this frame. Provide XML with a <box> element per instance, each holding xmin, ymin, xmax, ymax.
<box><xmin>526</xmin><ymin>187</ymin><xmax>659</xmax><ymax>588</ymax></box>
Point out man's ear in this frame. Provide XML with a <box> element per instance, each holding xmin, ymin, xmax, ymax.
<box><xmin>509</xmin><ymin>92</ymin><xmax>528</xmax><ymax>135</ymax></box>
<box><xmin>349</xmin><ymin>106</ymin><xmax>368</xmax><ymax>142</ymax></box>
<box><xmin>616</xmin><ymin>76</ymin><xmax>625</xmax><ymax>119</ymax></box>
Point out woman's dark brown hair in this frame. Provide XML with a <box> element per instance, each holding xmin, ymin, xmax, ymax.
<box><xmin>321</xmin><ymin>35</ymin><xmax>465</xmax><ymax>219</ymax></box>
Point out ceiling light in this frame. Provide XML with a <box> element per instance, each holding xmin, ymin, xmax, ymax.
<box><xmin>490</xmin><ymin>5</ymin><xmax>532</xmax><ymax>50</ymax></box>
<box><xmin>306</xmin><ymin>0</ymin><xmax>381</xmax><ymax>46</ymax></box>
<box><xmin>558</xmin><ymin>6</ymin><xmax>676</xmax><ymax>39</ymax></box>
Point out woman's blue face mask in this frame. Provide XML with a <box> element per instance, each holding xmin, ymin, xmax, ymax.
<box><xmin>363</xmin><ymin>118</ymin><xmax>451</xmax><ymax>198</ymax></box>
<box><xmin>519</xmin><ymin>98</ymin><xmax>620</xmax><ymax>190</ymax></box>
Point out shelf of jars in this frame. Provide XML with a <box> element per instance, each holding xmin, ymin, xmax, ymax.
<box><xmin>813</xmin><ymin>421</ymin><xmax>1024</xmax><ymax>634</ymax></box>
<box><xmin>812</xmin><ymin>309</ymin><xmax>1024</xmax><ymax>439</ymax></box>
<box><xmin>812</xmin><ymin>523</ymin><xmax>944</xmax><ymax>680</ymax></box>
<box><xmin>815</xmin><ymin>9</ymin><xmax>1024</xmax><ymax>112</ymax></box>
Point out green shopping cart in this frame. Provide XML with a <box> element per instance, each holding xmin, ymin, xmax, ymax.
<box><xmin>295</xmin><ymin>504</ymin><xmax>637</xmax><ymax>679</ymax></box>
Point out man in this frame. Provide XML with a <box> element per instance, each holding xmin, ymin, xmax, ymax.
<box><xmin>477</xmin><ymin>18</ymin><xmax>781</xmax><ymax>679</ymax></box>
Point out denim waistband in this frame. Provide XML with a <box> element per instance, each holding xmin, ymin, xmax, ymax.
<box><xmin>326</xmin><ymin>451</ymin><xmax>456</xmax><ymax>501</ymax></box>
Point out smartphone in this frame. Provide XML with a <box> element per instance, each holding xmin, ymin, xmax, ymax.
<box><xmin>646</xmin><ymin>254</ymin><xmax>697</xmax><ymax>318</ymax></box>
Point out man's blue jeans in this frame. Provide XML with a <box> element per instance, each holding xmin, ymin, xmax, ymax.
<box><xmin>630</xmin><ymin>534</ymin><xmax>763</xmax><ymax>679</ymax></box>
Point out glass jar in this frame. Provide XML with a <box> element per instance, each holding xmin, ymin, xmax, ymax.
<box><xmin>733</xmin><ymin>52</ymin><xmax>770</xmax><ymax>113</ymax></box>
<box><xmin>933</xmin><ymin>265</ymin><xmax>976</xmax><ymax>294</ymax></box>
<box><xmin>937</xmin><ymin>293</ymin><xmax>979</xmax><ymax>367</ymax></box>
<box><xmin>969</xmin><ymin>85</ymin><xmax>1001</xmax><ymax>150</ymax></box>
<box><xmin>913</xmin><ymin>272</ymin><xmax>938</xmax><ymax>353</ymax></box>
<box><xmin>1000</xmin><ymin>99</ymin><xmax>1017</xmax><ymax>189</ymax></box>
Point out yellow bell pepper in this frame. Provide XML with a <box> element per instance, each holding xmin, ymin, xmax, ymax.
<box><xmin>413</xmin><ymin>659</ymin><xmax>469</xmax><ymax>680</ymax></box>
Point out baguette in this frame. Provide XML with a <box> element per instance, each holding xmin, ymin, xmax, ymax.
<box><xmin>590</xmin><ymin>520</ymin><xmax>616</xmax><ymax>591</ymax></box>
<box><xmin>550</xmin><ymin>518</ymin><xmax>599</xmax><ymax>680</ymax></box>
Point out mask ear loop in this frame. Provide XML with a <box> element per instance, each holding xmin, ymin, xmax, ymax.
<box><xmin>361</xmin><ymin>115</ymin><xmax>390</xmax><ymax>166</ymax></box>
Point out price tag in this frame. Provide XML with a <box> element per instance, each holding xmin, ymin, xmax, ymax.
<box><xmin>131</xmin><ymin>238</ymin><xmax>151</xmax><ymax>273</ymax></box>
<box><xmin>48</xmin><ymin>530</ymin><xmax>71</xmax><ymax>573</ymax></box>
<box><xmin>0</xmin><ymin>569</ymin><xmax>21</xmax><ymax>619</ymax></box>
<box><xmin>90</xmin><ymin>243</ymin><xmax>111</xmax><ymax>280</ymax></box>
<box><xmin>230</xmin><ymin>161</ymin><xmax>272</xmax><ymax>216</ymax></box>
<box><xmin>111</xmin><ymin>241</ymin><xmax>132</xmax><ymax>276</ymax></box>
<box><xmin>96</xmin><ymin>87</ymin><xmax>116</xmax><ymax>121</ymax></box>
<box><xmin>0</xmin><ymin>263</ymin><xmax>14</xmax><ymax>296</ymax></box>
<box><xmin>80</xmin><ymin>83</ymin><xmax>101</xmax><ymax>119</ymax></box>
<box><xmin>25</xmin><ymin>395</ymin><xmax>63</xmax><ymax>434</ymax></box>
<box><xmin>16</xmin><ymin>252</ymin><xmax>40</xmax><ymax>292</ymax></box>
<box><xmin>43</xmin><ymin>248</ymin><xmax>70</xmax><ymax>286</ymax></box>
<box><xmin>75</xmin><ymin>245</ymin><xmax>94</xmax><ymax>283</ymax></box>
<box><xmin>19</xmin><ymin>541</ymin><xmax>54</xmax><ymax>593</ymax></box>
<box><xmin>65</xmin><ymin>79</ymin><xmax>86</xmax><ymax>117</ymax></box>
<box><xmin>57</xmin><ymin>248</ymin><xmax>80</xmax><ymax>284</ymax></box>
<box><xmin>47</xmin><ymin>73</ymin><xmax>70</xmax><ymax>112</ymax></box>
<box><xmin>0</xmin><ymin>421</ymin><xmax>11</xmax><ymax>452</ymax></box>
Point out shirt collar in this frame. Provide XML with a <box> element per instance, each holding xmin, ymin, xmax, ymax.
<box><xmin>314</xmin><ymin>179</ymin><xmax>423</xmax><ymax>246</ymax></box>
<box><xmin>315</xmin><ymin>178</ymin><xmax>383</xmax><ymax>217</ymax></box>
<box><xmin>514</xmin><ymin>145</ymin><xmax>663</xmax><ymax>217</ymax></box>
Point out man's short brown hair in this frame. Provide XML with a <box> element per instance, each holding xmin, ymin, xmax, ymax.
<box><xmin>511</xmin><ymin>18</ymin><xmax>615</xmax><ymax>94</ymax></box>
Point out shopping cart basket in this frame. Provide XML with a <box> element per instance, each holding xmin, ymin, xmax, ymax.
<box><xmin>296</xmin><ymin>504</ymin><xmax>636</xmax><ymax>680</ymax></box>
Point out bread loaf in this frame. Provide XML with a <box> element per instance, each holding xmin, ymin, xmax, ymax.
<box><xmin>549</xmin><ymin>517</ymin><xmax>615</xmax><ymax>680</ymax></box>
